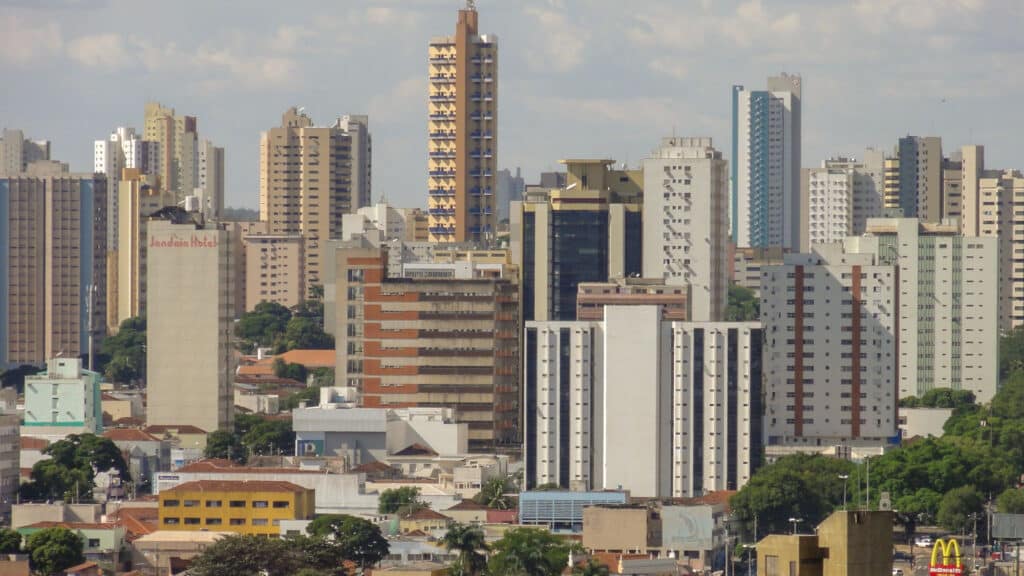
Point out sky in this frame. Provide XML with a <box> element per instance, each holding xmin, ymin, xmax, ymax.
<box><xmin>2</xmin><ymin>0</ymin><xmax>1023</xmax><ymax>210</ymax></box>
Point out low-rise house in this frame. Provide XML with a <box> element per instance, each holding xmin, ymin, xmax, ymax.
<box><xmin>442</xmin><ymin>500</ymin><xmax>488</xmax><ymax>524</ymax></box>
<box><xmin>11</xmin><ymin>503</ymin><xmax>101</xmax><ymax>530</ymax></box>
<box><xmin>103</xmin><ymin>429</ymin><xmax>170</xmax><ymax>492</ymax></box>
<box><xmin>17</xmin><ymin>522</ymin><xmax>125</xmax><ymax>567</ymax></box>
<box><xmin>131</xmin><ymin>530</ymin><xmax>230</xmax><ymax>575</ymax></box>
<box><xmin>399</xmin><ymin>508</ymin><xmax>453</xmax><ymax>536</ymax></box>
<box><xmin>158</xmin><ymin>480</ymin><xmax>315</xmax><ymax>536</ymax></box>
<box><xmin>144</xmin><ymin>425</ymin><xmax>208</xmax><ymax>452</ymax></box>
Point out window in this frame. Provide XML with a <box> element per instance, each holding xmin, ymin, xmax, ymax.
<box><xmin>272</xmin><ymin>501</ymin><xmax>290</xmax><ymax>509</ymax></box>
<box><xmin>206</xmin><ymin>518</ymin><xmax>223</xmax><ymax>525</ymax></box>
<box><xmin>206</xmin><ymin>500</ymin><xmax>222</xmax><ymax>508</ymax></box>
<box><xmin>183</xmin><ymin>500</ymin><xmax>199</xmax><ymax>507</ymax></box>
<box><xmin>766</xmin><ymin>556</ymin><xmax>778</xmax><ymax>576</ymax></box>
<box><xmin>184</xmin><ymin>518</ymin><xmax>201</xmax><ymax>525</ymax></box>
<box><xmin>252</xmin><ymin>501</ymin><xmax>269</xmax><ymax>508</ymax></box>
<box><xmin>252</xmin><ymin>518</ymin><xmax>269</xmax><ymax>526</ymax></box>
<box><xmin>229</xmin><ymin>500</ymin><xmax>246</xmax><ymax>508</ymax></box>
<box><xmin>164</xmin><ymin>499</ymin><xmax>180</xmax><ymax>507</ymax></box>
<box><xmin>230</xmin><ymin>518</ymin><xmax>246</xmax><ymax>526</ymax></box>
<box><xmin>163</xmin><ymin>518</ymin><xmax>180</xmax><ymax>525</ymax></box>
<box><xmin>87</xmin><ymin>539</ymin><xmax>100</xmax><ymax>548</ymax></box>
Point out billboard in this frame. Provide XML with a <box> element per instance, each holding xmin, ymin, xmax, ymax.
<box><xmin>993</xmin><ymin>513</ymin><xmax>1024</xmax><ymax>540</ymax></box>
<box><xmin>929</xmin><ymin>538</ymin><xmax>962</xmax><ymax>576</ymax></box>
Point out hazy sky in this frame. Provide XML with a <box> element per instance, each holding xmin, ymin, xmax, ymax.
<box><xmin>2</xmin><ymin>0</ymin><xmax>1022</xmax><ymax>209</ymax></box>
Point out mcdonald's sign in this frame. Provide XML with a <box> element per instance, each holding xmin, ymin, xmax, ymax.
<box><xmin>929</xmin><ymin>538</ymin><xmax>962</xmax><ymax>576</ymax></box>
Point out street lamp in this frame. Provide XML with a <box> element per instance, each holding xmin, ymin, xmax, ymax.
<box><xmin>789</xmin><ymin>517</ymin><xmax>802</xmax><ymax>535</ymax></box>
<box><xmin>741</xmin><ymin>544</ymin><xmax>756</xmax><ymax>576</ymax></box>
<box><xmin>838</xmin><ymin>474</ymin><xmax>849</xmax><ymax>508</ymax></box>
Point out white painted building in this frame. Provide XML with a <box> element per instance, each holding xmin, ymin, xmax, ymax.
<box><xmin>23</xmin><ymin>357</ymin><xmax>103</xmax><ymax>439</ymax></box>
<box><xmin>642</xmin><ymin>137</ymin><xmax>728</xmax><ymax>321</ymax></box>
<box><xmin>760</xmin><ymin>244</ymin><xmax>898</xmax><ymax>448</ymax></box>
<box><xmin>195</xmin><ymin>139</ymin><xmax>224</xmax><ymax>220</ymax></box>
<box><xmin>801</xmin><ymin>155</ymin><xmax>885</xmax><ymax>251</ymax></box>
<box><xmin>94</xmin><ymin>126</ymin><xmax>157</xmax><ymax>249</ymax></box>
<box><xmin>523</xmin><ymin>306</ymin><xmax>763</xmax><ymax>498</ymax></box>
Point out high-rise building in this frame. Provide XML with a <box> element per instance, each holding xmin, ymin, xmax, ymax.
<box><xmin>642</xmin><ymin>137</ymin><xmax>728</xmax><ymax>321</ymax></box>
<box><xmin>243</xmin><ymin>232</ymin><xmax>305</xmax><ymax>311</ymax></box>
<box><xmin>427</xmin><ymin>2</ymin><xmax>498</xmax><ymax>243</ymax></box>
<box><xmin>23</xmin><ymin>357</ymin><xmax>102</xmax><ymax>439</ymax></box>
<box><xmin>146</xmin><ymin>212</ymin><xmax>235</xmax><ymax>432</ymax></box>
<box><xmin>0</xmin><ymin>163</ymin><xmax>107</xmax><ymax>366</ymax></box>
<box><xmin>895</xmin><ymin>136</ymin><xmax>943</xmax><ymax>221</ymax></box>
<box><xmin>144</xmin><ymin>102</ymin><xmax>199</xmax><ymax>198</ymax></box>
<box><xmin>859</xmin><ymin>218</ymin><xmax>998</xmax><ymax>402</ymax></box>
<box><xmin>761</xmin><ymin>244</ymin><xmax>897</xmax><ymax>448</ymax></box>
<box><xmin>94</xmin><ymin>127</ymin><xmax>158</xmax><ymax>250</ymax></box>
<box><xmin>112</xmin><ymin>170</ymin><xmax>174</xmax><ymax>332</ymax></box>
<box><xmin>326</xmin><ymin>240</ymin><xmax>518</xmax><ymax>451</ymax></box>
<box><xmin>731</xmin><ymin>74</ymin><xmax>802</xmax><ymax>249</ymax></box>
<box><xmin>576</xmin><ymin>278</ymin><xmax>689</xmax><ymax>321</ymax></box>
<box><xmin>0</xmin><ymin>129</ymin><xmax>50</xmax><ymax>175</ymax></box>
<box><xmin>196</xmin><ymin>139</ymin><xmax>225</xmax><ymax>220</ymax></box>
<box><xmin>510</xmin><ymin>159</ymin><xmax>643</xmax><ymax>322</ymax></box>
<box><xmin>523</xmin><ymin>306</ymin><xmax>762</xmax><ymax>497</ymax></box>
<box><xmin>800</xmin><ymin>155</ymin><xmax>884</xmax><ymax>251</ymax></box>
<box><xmin>259</xmin><ymin>108</ymin><xmax>371</xmax><ymax>294</ymax></box>
<box><xmin>496</xmin><ymin>168</ymin><xmax>524</xmax><ymax>222</ymax></box>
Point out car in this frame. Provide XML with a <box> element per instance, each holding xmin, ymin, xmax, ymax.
<box><xmin>893</xmin><ymin>569</ymin><xmax>905</xmax><ymax>576</ymax></box>
<box><xmin>915</xmin><ymin>536</ymin><xmax>934</xmax><ymax>547</ymax></box>
<box><xmin>893</xmin><ymin>551</ymin><xmax>912</xmax><ymax>562</ymax></box>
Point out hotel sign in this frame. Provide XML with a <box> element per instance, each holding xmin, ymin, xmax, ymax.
<box><xmin>929</xmin><ymin>538</ymin><xmax>962</xmax><ymax>576</ymax></box>
<box><xmin>150</xmin><ymin>233</ymin><xmax>219</xmax><ymax>248</ymax></box>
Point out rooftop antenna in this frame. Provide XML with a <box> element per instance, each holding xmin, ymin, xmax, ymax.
<box><xmin>466</xmin><ymin>0</ymin><xmax>476</xmax><ymax>9</ymax></box>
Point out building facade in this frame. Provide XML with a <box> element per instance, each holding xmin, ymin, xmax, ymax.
<box><xmin>731</xmin><ymin>74</ymin><xmax>802</xmax><ymax>249</ymax></box>
<box><xmin>243</xmin><ymin>233</ymin><xmax>305</xmax><ymax>311</ymax></box>
<box><xmin>427</xmin><ymin>2</ymin><xmax>498</xmax><ymax>243</ymax></box>
<box><xmin>144</xmin><ymin>102</ymin><xmax>198</xmax><ymax>198</ymax></box>
<box><xmin>146</xmin><ymin>214</ymin><xmax>234</xmax><ymax>432</ymax></box>
<box><xmin>760</xmin><ymin>244</ymin><xmax>898</xmax><ymax>447</ymax></box>
<box><xmin>327</xmin><ymin>241</ymin><xmax>519</xmax><ymax>451</ymax></box>
<box><xmin>259</xmin><ymin>107</ymin><xmax>371</xmax><ymax>293</ymax></box>
<box><xmin>196</xmin><ymin>139</ymin><xmax>225</xmax><ymax>220</ymax></box>
<box><xmin>642</xmin><ymin>137</ymin><xmax>728</xmax><ymax>321</ymax></box>
<box><xmin>0</xmin><ymin>164</ymin><xmax>107</xmax><ymax>366</ymax></box>
<box><xmin>23</xmin><ymin>357</ymin><xmax>103</xmax><ymax>437</ymax></box>
<box><xmin>94</xmin><ymin>126</ymin><xmax>157</xmax><ymax>249</ymax></box>
<box><xmin>576</xmin><ymin>278</ymin><xmax>688</xmax><ymax>321</ymax></box>
<box><xmin>158</xmin><ymin>480</ymin><xmax>315</xmax><ymax>536</ymax></box>
<box><xmin>524</xmin><ymin>307</ymin><xmax>762</xmax><ymax>498</ymax></box>
<box><xmin>510</xmin><ymin>159</ymin><xmax>643</xmax><ymax>322</ymax></box>
<box><xmin>496</xmin><ymin>168</ymin><xmax>524</xmax><ymax>222</ymax></box>
<box><xmin>896</xmin><ymin>135</ymin><xmax>943</xmax><ymax>221</ymax></box>
<box><xmin>800</xmin><ymin>155</ymin><xmax>885</xmax><ymax>251</ymax></box>
<box><xmin>0</xmin><ymin>129</ymin><xmax>50</xmax><ymax>175</ymax></box>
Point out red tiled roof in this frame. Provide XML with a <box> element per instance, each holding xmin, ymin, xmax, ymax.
<box><xmin>108</xmin><ymin>507</ymin><xmax>158</xmax><ymax>540</ymax></box>
<box><xmin>446</xmin><ymin>499</ymin><xmax>487</xmax><ymax>511</ymax></box>
<box><xmin>20</xmin><ymin>437</ymin><xmax>48</xmax><ymax>450</ymax></box>
<box><xmin>392</xmin><ymin>443</ymin><xmax>437</xmax><ymax>457</ymax></box>
<box><xmin>237</xmin><ymin>349</ymin><xmax>334</xmax><ymax>376</ymax></box>
<box><xmin>350</xmin><ymin>461</ymin><xmax>393</xmax><ymax>473</ymax></box>
<box><xmin>112</xmin><ymin>416</ymin><xmax>147</xmax><ymax>427</ymax></box>
<box><xmin>144</xmin><ymin>424</ymin><xmax>207</xmax><ymax>435</ymax></box>
<box><xmin>177</xmin><ymin>459</ymin><xmax>325</xmax><ymax>475</ymax></box>
<box><xmin>402</xmin><ymin>508</ymin><xmax>450</xmax><ymax>521</ymax></box>
<box><xmin>104</xmin><ymin>429</ymin><xmax>160</xmax><ymax>442</ymax></box>
<box><xmin>64</xmin><ymin>561</ymin><xmax>98</xmax><ymax>572</ymax></box>
<box><xmin>22</xmin><ymin>522</ymin><xmax>118</xmax><ymax>531</ymax></box>
<box><xmin>163</xmin><ymin>480</ymin><xmax>309</xmax><ymax>493</ymax></box>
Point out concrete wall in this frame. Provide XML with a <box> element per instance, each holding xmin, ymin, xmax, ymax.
<box><xmin>582</xmin><ymin>506</ymin><xmax>657</xmax><ymax>552</ymax></box>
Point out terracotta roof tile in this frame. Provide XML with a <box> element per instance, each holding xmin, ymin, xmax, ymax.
<box><xmin>144</xmin><ymin>424</ymin><xmax>207</xmax><ymax>435</ymax></box>
<box><xmin>22</xmin><ymin>522</ymin><xmax>119</xmax><ymax>530</ymax></box>
<box><xmin>392</xmin><ymin>443</ymin><xmax>438</xmax><ymax>457</ymax></box>
<box><xmin>446</xmin><ymin>499</ymin><xmax>487</xmax><ymax>511</ymax></box>
<box><xmin>163</xmin><ymin>480</ymin><xmax>310</xmax><ymax>493</ymax></box>
<box><xmin>20</xmin><ymin>437</ymin><xmax>48</xmax><ymax>450</ymax></box>
<box><xmin>402</xmin><ymin>508</ymin><xmax>451</xmax><ymax>521</ymax></box>
<box><xmin>103</xmin><ymin>429</ymin><xmax>161</xmax><ymax>442</ymax></box>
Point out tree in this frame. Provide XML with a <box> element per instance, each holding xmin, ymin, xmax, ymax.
<box><xmin>441</xmin><ymin>524</ymin><xmax>487</xmax><ymax>576</ymax></box>
<box><xmin>0</xmin><ymin>364</ymin><xmax>42</xmax><ymax>394</ymax></box>
<box><xmin>488</xmin><ymin>528</ymin><xmax>578</xmax><ymax>576</ymax></box>
<box><xmin>100</xmin><ymin>316</ymin><xmax>146</xmax><ymax>384</ymax></box>
<box><xmin>19</xmin><ymin>434</ymin><xmax>129</xmax><ymax>502</ymax></box>
<box><xmin>235</xmin><ymin>302</ymin><xmax>292</xmax><ymax>352</ymax></box>
<box><xmin>474</xmin><ymin>476</ymin><xmax>513</xmax><ymax>510</ymax></box>
<box><xmin>273</xmin><ymin>358</ymin><xmax>308</xmax><ymax>382</ymax></box>
<box><xmin>283</xmin><ymin>316</ymin><xmax>334</xmax><ymax>350</ymax></box>
<box><xmin>1000</xmin><ymin>325</ymin><xmax>1024</xmax><ymax>382</ymax></box>
<box><xmin>306</xmin><ymin>515</ymin><xmax>389</xmax><ymax>568</ymax></box>
<box><xmin>287</xmin><ymin>534</ymin><xmax>346</xmax><ymax>574</ymax></box>
<box><xmin>378</xmin><ymin>486</ymin><xmax>422</xmax><ymax>514</ymax></box>
<box><xmin>997</xmin><ymin>488</ymin><xmax>1024</xmax><ymax>514</ymax></box>
<box><xmin>0</xmin><ymin>528</ymin><xmax>21</xmax><ymax>554</ymax></box>
<box><xmin>937</xmin><ymin>485</ymin><xmax>984</xmax><ymax>534</ymax></box>
<box><xmin>573</xmin><ymin>558</ymin><xmax>611</xmax><ymax>576</ymax></box>
<box><xmin>188</xmin><ymin>534</ymin><xmax>303</xmax><ymax>576</ymax></box>
<box><xmin>282</xmin><ymin>386</ymin><xmax>321</xmax><ymax>411</ymax></box>
<box><xmin>25</xmin><ymin>527</ymin><xmax>84</xmax><ymax>576</ymax></box>
<box><xmin>900</xmin><ymin>388</ymin><xmax>977</xmax><ymax>409</ymax></box>
<box><xmin>726</xmin><ymin>285</ymin><xmax>760</xmax><ymax>322</ymax></box>
<box><xmin>241</xmin><ymin>418</ymin><xmax>295</xmax><ymax>456</ymax></box>
<box><xmin>204</xmin><ymin>430</ymin><xmax>247</xmax><ymax>463</ymax></box>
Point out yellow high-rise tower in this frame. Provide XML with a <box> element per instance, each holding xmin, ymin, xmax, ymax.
<box><xmin>427</xmin><ymin>1</ymin><xmax>498</xmax><ymax>243</ymax></box>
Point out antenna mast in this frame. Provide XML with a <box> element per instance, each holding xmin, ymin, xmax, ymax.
<box><xmin>466</xmin><ymin>0</ymin><xmax>476</xmax><ymax>10</ymax></box>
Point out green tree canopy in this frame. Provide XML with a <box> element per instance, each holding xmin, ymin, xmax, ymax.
<box><xmin>899</xmin><ymin>388</ymin><xmax>977</xmax><ymax>409</ymax></box>
<box><xmin>937</xmin><ymin>485</ymin><xmax>984</xmax><ymax>534</ymax></box>
<box><xmin>25</xmin><ymin>527</ymin><xmax>84</xmax><ymax>576</ymax></box>
<box><xmin>487</xmin><ymin>528</ymin><xmax>578</xmax><ymax>576</ymax></box>
<box><xmin>19</xmin><ymin>434</ymin><xmax>129</xmax><ymax>502</ymax></box>
<box><xmin>305</xmin><ymin>515</ymin><xmax>389</xmax><ymax>567</ymax></box>
<box><xmin>283</xmin><ymin>316</ymin><xmax>334</xmax><ymax>350</ymax></box>
<box><xmin>726</xmin><ymin>285</ymin><xmax>760</xmax><ymax>322</ymax></box>
<box><xmin>0</xmin><ymin>364</ymin><xmax>42</xmax><ymax>394</ymax></box>
<box><xmin>473</xmin><ymin>476</ymin><xmax>514</xmax><ymax>510</ymax></box>
<box><xmin>0</xmin><ymin>528</ymin><xmax>21</xmax><ymax>554</ymax></box>
<box><xmin>235</xmin><ymin>301</ymin><xmax>333</xmax><ymax>353</ymax></box>
<box><xmin>100</xmin><ymin>316</ymin><xmax>146</xmax><ymax>384</ymax></box>
<box><xmin>573</xmin><ymin>558</ymin><xmax>611</xmax><ymax>576</ymax></box>
<box><xmin>187</xmin><ymin>534</ymin><xmax>303</xmax><ymax>576</ymax></box>
<box><xmin>1000</xmin><ymin>325</ymin><xmax>1024</xmax><ymax>381</ymax></box>
<box><xmin>235</xmin><ymin>302</ymin><xmax>292</xmax><ymax>352</ymax></box>
<box><xmin>441</xmin><ymin>523</ymin><xmax>488</xmax><ymax>576</ymax></box>
<box><xmin>997</xmin><ymin>488</ymin><xmax>1024</xmax><ymax>514</ymax></box>
<box><xmin>204</xmin><ymin>430</ymin><xmax>247</xmax><ymax>463</ymax></box>
<box><xmin>273</xmin><ymin>358</ymin><xmax>308</xmax><ymax>382</ymax></box>
<box><xmin>378</xmin><ymin>486</ymin><xmax>423</xmax><ymax>514</ymax></box>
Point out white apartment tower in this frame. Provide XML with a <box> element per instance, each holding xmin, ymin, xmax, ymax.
<box><xmin>731</xmin><ymin>74</ymin><xmax>802</xmax><ymax>249</ymax></box>
<box><xmin>524</xmin><ymin>306</ymin><xmax>763</xmax><ymax>498</ymax></box>
<box><xmin>94</xmin><ymin>127</ymin><xmax>157</xmax><ymax>249</ymax></box>
<box><xmin>642</xmin><ymin>137</ymin><xmax>728</xmax><ymax>321</ymax></box>
<box><xmin>761</xmin><ymin>245</ymin><xmax>898</xmax><ymax>446</ymax></box>
<box><xmin>801</xmin><ymin>155</ymin><xmax>885</xmax><ymax>251</ymax></box>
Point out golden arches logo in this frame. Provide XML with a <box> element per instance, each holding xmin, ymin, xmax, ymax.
<box><xmin>929</xmin><ymin>538</ymin><xmax>962</xmax><ymax>576</ymax></box>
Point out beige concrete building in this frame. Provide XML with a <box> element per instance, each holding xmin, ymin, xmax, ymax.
<box><xmin>0</xmin><ymin>129</ymin><xmax>49</xmax><ymax>175</ymax></box>
<box><xmin>576</xmin><ymin>278</ymin><xmax>689</xmax><ymax>321</ymax></box>
<box><xmin>144</xmin><ymin>102</ymin><xmax>198</xmax><ymax>197</ymax></box>
<box><xmin>427</xmin><ymin>3</ymin><xmax>498</xmax><ymax>243</ymax></box>
<box><xmin>730</xmin><ymin>247</ymin><xmax>784</xmax><ymax>296</ymax></box>
<box><xmin>146</xmin><ymin>213</ymin><xmax>235</xmax><ymax>432</ymax></box>
<box><xmin>583</xmin><ymin>506</ymin><xmax>661</xmax><ymax>553</ymax></box>
<box><xmin>0</xmin><ymin>163</ymin><xmax>107</xmax><ymax>366</ymax></box>
<box><xmin>756</xmin><ymin>511</ymin><xmax>892</xmax><ymax>576</ymax></box>
<box><xmin>243</xmin><ymin>233</ymin><xmax>304</xmax><ymax>311</ymax></box>
<box><xmin>196</xmin><ymin>139</ymin><xmax>225</xmax><ymax>220</ymax></box>
<box><xmin>111</xmin><ymin>170</ymin><xmax>174</xmax><ymax>332</ymax></box>
<box><xmin>259</xmin><ymin>108</ymin><xmax>371</xmax><ymax>293</ymax></box>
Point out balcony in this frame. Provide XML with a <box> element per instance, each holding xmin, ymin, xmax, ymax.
<box><xmin>469</xmin><ymin>207</ymin><xmax>493</xmax><ymax>215</ymax></box>
<box><xmin>429</xmin><ymin>188</ymin><xmax>456</xmax><ymax>197</ymax></box>
<box><xmin>470</xmin><ymin>131</ymin><xmax>494</xmax><ymax>140</ymax></box>
<box><xmin>470</xmin><ymin>150</ymin><xmax>493</xmax><ymax>159</ymax></box>
<box><xmin>428</xmin><ymin>207</ymin><xmax>456</xmax><ymax>216</ymax></box>
<box><xmin>469</xmin><ymin>186</ymin><xmax>494</xmax><ymax>196</ymax></box>
<box><xmin>430</xmin><ymin>93</ymin><xmax>456</xmax><ymax>102</ymax></box>
<box><xmin>429</xmin><ymin>150</ymin><xmax>456</xmax><ymax>158</ymax></box>
<box><xmin>429</xmin><ymin>55</ymin><xmax>455</xmax><ymax>62</ymax></box>
<box><xmin>429</xmin><ymin>112</ymin><xmax>454</xmax><ymax>119</ymax></box>
<box><xmin>430</xmin><ymin>131</ymin><xmax>455</xmax><ymax>140</ymax></box>
<box><xmin>468</xmin><ymin>169</ymin><xmax>492</xmax><ymax>178</ymax></box>
<box><xmin>469</xmin><ymin>113</ymin><xmax>493</xmax><ymax>121</ymax></box>
<box><xmin>429</xmin><ymin>226</ymin><xmax>456</xmax><ymax>235</ymax></box>
<box><xmin>430</xmin><ymin>75</ymin><xmax>455</xmax><ymax>83</ymax></box>
<box><xmin>429</xmin><ymin>169</ymin><xmax>456</xmax><ymax>177</ymax></box>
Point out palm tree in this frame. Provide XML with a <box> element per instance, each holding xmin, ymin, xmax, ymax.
<box><xmin>441</xmin><ymin>523</ymin><xmax>488</xmax><ymax>576</ymax></box>
<box><xmin>476</xmin><ymin>477</ymin><xmax>512</xmax><ymax>510</ymax></box>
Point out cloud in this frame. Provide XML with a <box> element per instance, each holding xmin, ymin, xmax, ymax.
<box><xmin>365</xmin><ymin>6</ymin><xmax>419</xmax><ymax>29</ymax></box>
<box><xmin>0</xmin><ymin>14</ymin><xmax>63</xmax><ymax>67</ymax></box>
<box><xmin>369</xmin><ymin>76</ymin><xmax>427</xmax><ymax>123</ymax></box>
<box><xmin>524</xmin><ymin>4</ymin><xmax>589</xmax><ymax>72</ymax></box>
<box><xmin>67</xmin><ymin>33</ymin><xmax>132</xmax><ymax>70</ymax></box>
<box><xmin>649</xmin><ymin>58</ymin><xmax>687</xmax><ymax>80</ymax></box>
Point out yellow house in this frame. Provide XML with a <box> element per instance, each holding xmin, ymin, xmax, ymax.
<box><xmin>399</xmin><ymin>508</ymin><xmax>453</xmax><ymax>535</ymax></box>
<box><xmin>158</xmin><ymin>480</ymin><xmax>315</xmax><ymax>536</ymax></box>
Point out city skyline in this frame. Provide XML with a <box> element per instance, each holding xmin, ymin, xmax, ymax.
<box><xmin>2</xmin><ymin>0</ymin><xmax>1020</xmax><ymax>210</ymax></box>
